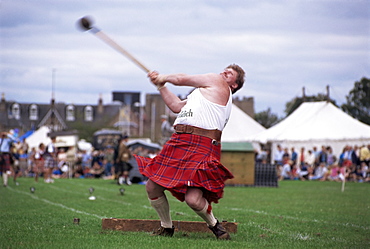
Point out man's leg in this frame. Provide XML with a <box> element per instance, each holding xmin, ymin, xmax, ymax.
<box><xmin>123</xmin><ymin>170</ymin><xmax>131</xmax><ymax>185</ymax></box>
<box><xmin>185</xmin><ymin>187</ymin><xmax>230</xmax><ymax>240</ymax></box>
<box><xmin>2</xmin><ymin>170</ymin><xmax>8</xmax><ymax>187</ymax></box>
<box><xmin>146</xmin><ymin>179</ymin><xmax>174</xmax><ymax>236</ymax></box>
<box><xmin>43</xmin><ymin>167</ymin><xmax>49</xmax><ymax>182</ymax></box>
<box><xmin>185</xmin><ymin>188</ymin><xmax>217</xmax><ymax>226</ymax></box>
<box><xmin>1</xmin><ymin>155</ymin><xmax>10</xmax><ymax>187</ymax></box>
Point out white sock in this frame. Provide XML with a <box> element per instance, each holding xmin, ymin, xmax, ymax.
<box><xmin>149</xmin><ymin>195</ymin><xmax>172</xmax><ymax>228</ymax></box>
<box><xmin>194</xmin><ymin>200</ymin><xmax>217</xmax><ymax>227</ymax></box>
<box><xmin>3</xmin><ymin>172</ymin><xmax>8</xmax><ymax>186</ymax></box>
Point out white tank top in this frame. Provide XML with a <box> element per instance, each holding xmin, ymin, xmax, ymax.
<box><xmin>173</xmin><ymin>88</ymin><xmax>232</xmax><ymax>131</ymax></box>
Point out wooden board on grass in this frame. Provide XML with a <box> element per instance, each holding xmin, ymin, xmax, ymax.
<box><xmin>102</xmin><ymin>218</ymin><xmax>237</xmax><ymax>233</ymax></box>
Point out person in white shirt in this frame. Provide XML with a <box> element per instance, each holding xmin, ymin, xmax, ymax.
<box><xmin>309</xmin><ymin>162</ymin><xmax>328</xmax><ymax>180</ymax></box>
<box><xmin>133</xmin><ymin>64</ymin><xmax>245</xmax><ymax>240</ymax></box>
<box><xmin>0</xmin><ymin>132</ymin><xmax>17</xmax><ymax>187</ymax></box>
<box><xmin>274</xmin><ymin>144</ymin><xmax>284</xmax><ymax>165</ymax></box>
<box><xmin>280</xmin><ymin>160</ymin><xmax>292</xmax><ymax>180</ymax></box>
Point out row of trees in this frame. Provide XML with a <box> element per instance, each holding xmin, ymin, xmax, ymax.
<box><xmin>254</xmin><ymin>77</ymin><xmax>370</xmax><ymax>128</ymax></box>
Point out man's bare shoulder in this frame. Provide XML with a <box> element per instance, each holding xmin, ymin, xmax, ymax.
<box><xmin>175</xmin><ymin>73</ymin><xmax>223</xmax><ymax>88</ymax></box>
<box><xmin>197</xmin><ymin>73</ymin><xmax>225</xmax><ymax>87</ymax></box>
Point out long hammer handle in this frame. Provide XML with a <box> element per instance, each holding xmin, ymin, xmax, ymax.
<box><xmin>91</xmin><ymin>27</ymin><xmax>151</xmax><ymax>73</ymax></box>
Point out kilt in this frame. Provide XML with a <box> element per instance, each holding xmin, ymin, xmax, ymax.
<box><xmin>44</xmin><ymin>155</ymin><xmax>57</xmax><ymax>169</ymax></box>
<box><xmin>134</xmin><ymin>133</ymin><xmax>234</xmax><ymax>204</ymax></box>
<box><xmin>0</xmin><ymin>153</ymin><xmax>11</xmax><ymax>172</ymax></box>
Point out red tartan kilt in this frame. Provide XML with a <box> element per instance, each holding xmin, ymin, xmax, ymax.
<box><xmin>134</xmin><ymin>133</ymin><xmax>234</xmax><ymax>204</ymax></box>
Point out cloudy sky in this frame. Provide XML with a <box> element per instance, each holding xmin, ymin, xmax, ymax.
<box><xmin>1</xmin><ymin>0</ymin><xmax>369</xmax><ymax>117</ymax></box>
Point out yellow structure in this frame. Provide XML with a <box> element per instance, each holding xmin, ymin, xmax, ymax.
<box><xmin>221</xmin><ymin>142</ymin><xmax>255</xmax><ymax>186</ymax></box>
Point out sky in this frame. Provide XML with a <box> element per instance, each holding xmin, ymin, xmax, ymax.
<box><xmin>1</xmin><ymin>0</ymin><xmax>369</xmax><ymax>117</ymax></box>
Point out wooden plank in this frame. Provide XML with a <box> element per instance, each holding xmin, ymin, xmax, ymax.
<box><xmin>102</xmin><ymin>218</ymin><xmax>237</xmax><ymax>233</ymax></box>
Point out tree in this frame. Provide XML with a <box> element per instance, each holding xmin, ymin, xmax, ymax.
<box><xmin>341</xmin><ymin>77</ymin><xmax>370</xmax><ymax>125</ymax></box>
<box><xmin>254</xmin><ymin>108</ymin><xmax>281</xmax><ymax>128</ymax></box>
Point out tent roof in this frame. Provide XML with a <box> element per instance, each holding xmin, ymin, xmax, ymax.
<box><xmin>25</xmin><ymin>126</ymin><xmax>51</xmax><ymax>149</ymax></box>
<box><xmin>221</xmin><ymin>142</ymin><xmax>254</xmax><ymax>152</ymax></box>
<box><xmin>221</xmin><ymin>104</ymin><xmax>266</xmax><ymax>142</ymax></box>
<box><xmin>127</xmin><ymin>139</ymin><xmax>162</xmax><ymax>151</ymax></box>
<box><xmin>247</xmin><ymin>101</ymin><xmax>370</xmax><ymax>143</ymax></box>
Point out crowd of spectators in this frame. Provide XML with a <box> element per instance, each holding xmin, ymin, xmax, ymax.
<box><xmin>255</xmin><ymin>144</ymin><xmax>370</xmax><ymax>183</ymax></box>
<box><xmin>3</xmin><ymin>137</ymin><xmax>159</xmax><ymax>185</ymax></box>
<box><xmin>3</xmin><ymin>131</ymin><xmax>370</xmax><ymax>185</ymax></box>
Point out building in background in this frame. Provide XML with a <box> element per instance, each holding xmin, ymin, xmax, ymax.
<box><xmin>0</xmin><ymin>92</ymin><xmax>255</xmax><ymax>144</ymax></box>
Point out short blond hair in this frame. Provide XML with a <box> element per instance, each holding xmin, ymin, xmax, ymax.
<box><xmin>227</xmin><ymin>64</ymin><xmax>245</xmax><ymax>94</ymax></box>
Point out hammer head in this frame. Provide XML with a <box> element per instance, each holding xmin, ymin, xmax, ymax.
<box><xmin>78</xmin><ymin>16</ymin><xmax>94</xmax><ymax>31</ymax></box>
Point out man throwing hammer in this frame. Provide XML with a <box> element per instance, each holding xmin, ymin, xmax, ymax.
<box><xmin>134</xmin><ymin>64</ymin><xmax>245</xmax><ymax>240</ymax></box>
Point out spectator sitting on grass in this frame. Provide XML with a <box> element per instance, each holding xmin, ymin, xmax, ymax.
<box><xmin>296</xmin><ymin>162</ymin><xmax>310</xmax><ymax>181</ymax></box>
<box><xmin>89</xmin><ymin>161</ymin><xmax>104</xmax><ymax>179</ymax></box>
<box><xmin>347</xmin><ymin>161</ymin><xmax>363</xmax><ymax>182</ymax></box>
<box><xmin>279</xmin><ymin>160</ymin><xmax>293</xmax><ymax>180</ymax></box>
<box><xmin>320</xmin><ymin>164</ymin><xmax>342</xmax><ymax>182</ymax></box>
<box><xmin>309</xmin><ymin>162</ymin><xmax>328</xmax><ymax>180</ymax></box>
<box><xmin>73</xmin><ymin>163</ymin><xmax>85</xmax><ymax>178</ymax></box>
<box><xmin>360</xmin><ymin>162</ymin><xmax>369</xmax><ymax>179</ymax></box>
<box><xmin>364</xmin><ymin>163</ymin><xmax>370</xmax><ymax>182</ymax></box>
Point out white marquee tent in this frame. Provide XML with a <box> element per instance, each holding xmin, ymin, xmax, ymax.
<box><xmin>25</xmin><ymin>126</ymin><xmax>52</xmax><ymax>149</ymax></box>
<box><xmin>246</xmin><ymin>101</ymin><xmax>370</xmax><ymax>160</ymax></box>
<box><xmin>25</xmin><ymin>126</ymin><xmax>79</xmax><ymax>150</ymax></box>
<box><xmin>222</xmin><ymin>104</ymin><xmax>266</xmax><ymax>143</ymax></box>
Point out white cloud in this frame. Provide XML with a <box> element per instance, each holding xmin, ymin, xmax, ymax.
<box><xmin>0</xmin><ymin>0</ymin><xmax>369</xmax><ymax>116</ymax></box>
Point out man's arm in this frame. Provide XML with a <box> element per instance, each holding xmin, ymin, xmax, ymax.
<box><xmin>148</xmin><ymin>71</ymin><xmax>229</xmax><ymax>110</ymax></box>
<box><xmin>152</xmin><ymin>72</ymin><xmax>220</xmax><ymax>88</ymax></box>
<box><xmin>157</xmin><ymin>87</ymin><xmax>187</xmax><ymax>114</ymax></box>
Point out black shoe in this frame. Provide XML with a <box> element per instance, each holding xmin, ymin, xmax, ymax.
<box><xmin>208</xmin><ymin>220</ymin><xmax>231</xmax><ymax>240</ymax></box>
<box><xmin>151</xmin><ymin>226</ymin><xmax>175</xmax><ymax>237</ymax></box>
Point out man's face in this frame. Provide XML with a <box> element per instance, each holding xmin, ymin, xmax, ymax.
<box><xmin>221</xmin><ymin>68</ymin><xmax>238</xmax><ymax>90</ymax></box>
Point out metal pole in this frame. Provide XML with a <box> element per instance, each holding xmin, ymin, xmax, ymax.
<box><xmin>151</xmin><ymin>102</ymin><xmax>156</xmax><ymax>141</ymax></box>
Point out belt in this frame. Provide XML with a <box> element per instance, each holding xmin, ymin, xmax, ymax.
<box><xmin>174</xmin><ymin>124</ymin><xmax>222</xmax><ymax>143</ymax></box>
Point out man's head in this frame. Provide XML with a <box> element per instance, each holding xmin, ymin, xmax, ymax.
<box><xmin>226</xmin><ymin>64</ymin><xmax>245</xmax><ymax>94</ymax></box>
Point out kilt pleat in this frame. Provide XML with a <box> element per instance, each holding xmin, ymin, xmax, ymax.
<box><xmin>0</xmin><ymin>154</ymin><xmax>11</xmax><ymax>171</ymax></box>
<box><xmin>133</xmin><ymin>133</ymin><xmax>233</xmax><ymax>204</ymax></box>
<box><xmin>44</xmin><ymin>155</ymin><xmax>57</xmax><ymax>168</ymax></box>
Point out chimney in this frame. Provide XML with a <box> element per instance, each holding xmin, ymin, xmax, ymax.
<box><xmin>326</xmin><ymin>85</ymin><xmax>330</xmax><ymax>102</ymax></box>
<box><xmin>0</xmin><ymin>92</ymin><xmax>5</xmax><ymax>112</ymax></box>
<box><xmin>98</xmin><ymin>93</ymin><xmax>104</xmax><ymax>114</ymax></box>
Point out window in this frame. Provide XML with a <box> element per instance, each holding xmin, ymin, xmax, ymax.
<box><xmin>66</xmin><ymin>105</ymin><xmax>75</xmax><ymax>121</ymax></box>
<box><xmin>84</xmin><ymin>105</ymin><xmax>93</xmax><ymax>121</ymax></box>
<box><xmin>29</xmin><ymin>104</ymin><xmax>38</xmax><ymax>120</ymax></box>
<box><xmin>12</xmin><ymin>103</ymin><xmax>20</xmax><ymax>120</ymax></box>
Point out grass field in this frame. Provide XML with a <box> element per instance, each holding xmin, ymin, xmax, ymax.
<box><xmin>1</xmin><ymin>178</ymin><xmax>369</xmax><ymax>249</ymax></box>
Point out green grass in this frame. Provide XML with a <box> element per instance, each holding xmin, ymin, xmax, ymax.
<box><xmin>0</xmin><ymin>178</ymin><xmax>369</xmax><ymax>249</ymax></box>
